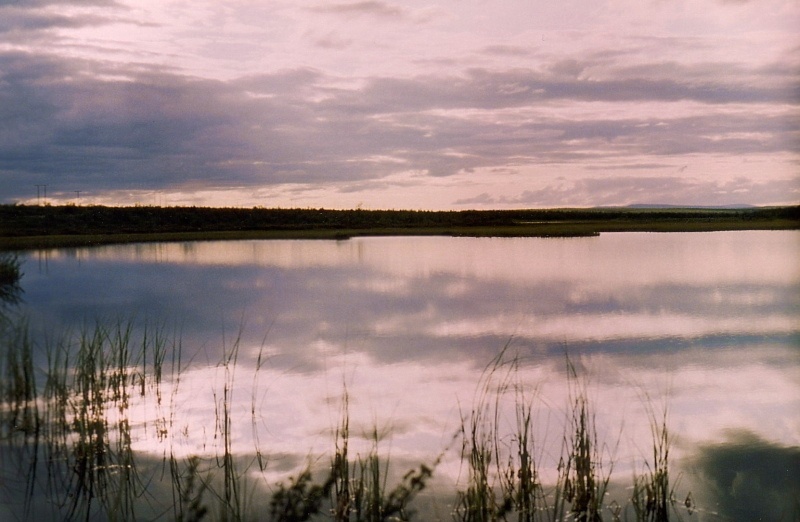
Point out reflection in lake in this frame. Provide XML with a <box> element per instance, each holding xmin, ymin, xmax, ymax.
<box><xmin>2</xmin><ymin>232</ymin><xmax>798</xmax><ymax>520</ymax></box>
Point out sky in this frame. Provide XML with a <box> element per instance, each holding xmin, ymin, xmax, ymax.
<box><xmin>1</xmin><ymin>0</ymin><xmax>798</xmax><ymax>209</ymax></box>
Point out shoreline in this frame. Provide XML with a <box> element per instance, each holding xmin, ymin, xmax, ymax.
<box><xmin>1</xmin><ymin>204</ymin><xmax>798</xmax><ymax>250</ymax></box>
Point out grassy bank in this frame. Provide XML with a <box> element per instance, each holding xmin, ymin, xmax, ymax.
<box><xmin>1</xmin><ymin>204</ymin><xmax>798</xmax><ymax>250</ymax></box>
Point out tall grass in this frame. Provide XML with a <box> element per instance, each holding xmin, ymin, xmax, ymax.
<box><xmin>213</xmin><ymin>331</ymin><xmax>245</xmax><ymax>521</ymax></box>
<box><xmin>1</xmin><ymin>321</ymin><xmax>41</xmax><ymax>520</ymax></box>
<box><xmin>630</xmin><ymin>397</ymin><xmax>695</xmax><ymax>522</ymax></box>
<box><xmin>172</xmin><ymin>454</ymin><xmax>211</xmax><ymax>522</ymax></box>
<box><xmin>454</xmin><ymin>345</ymin><xmax>555</xmax><ymax>522</ymax></box>
<box><xmin>454</xmin><ymin>345</ymin><xmax>514</xmax><ymax>521</ymax></box>
<box><xmin>555</xmin><ymin>357</ymin><xmax>616</xmax><ymax>522</ymax></box>
<box><xmin>269</xmin><ymin>388</ymin><xmax>441</xmax><ymax>522</ymax></box>
<box><xmin>1</xmin><ymin>318</ymin><xmax>701</xmax><ymax>521</ymax></box>
<box><xmin>452</xmin><ymin>349</ymin><xmax>701</xmax><ymax>522</ymax></box>
<box><xmin>0</xmin><ymin>252</ymin><xmax>22</xmax><ymax>287</ymax></box>
<box><xmin>504</xmin><ymin>382</ymin><xmax>544</xmax><ymax>522</ymax></box>
<box><xmin>0</xmin><ymin>319</ymin><xmax>176</xmax><ymax>520</ymax></box>
<box><xmin>0</xmin><ymin>253</ymin><xmax>23</xmax><ymax>327</ymax></box>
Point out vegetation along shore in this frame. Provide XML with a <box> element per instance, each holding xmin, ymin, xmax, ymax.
<box><xmin>1</xmin><ymin>204</ymin><xmax>798</xmax><ymax>250</ymax></box>
<box><xmin>0</xmin><ymin>314</ymin><xmax>700</xmax><ymax>521</ymax></box>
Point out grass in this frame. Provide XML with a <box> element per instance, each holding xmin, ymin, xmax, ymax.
<box><xmin>454</xmin><ymin>344</ymin><xmax>528</xmax><ymax>521</ymax></box>
<box><xmin>0</xmin><ymin>253</ymin><xmax>23</xmax><ymax>323</ymax></box>
<box><xmin>0</xmin><ymin>318</ymin><xmax>704</xmax><ymax>521</ymax></box>
<box><xmin>556</xmin><ymin>358</ymin><xmax>615</xmax><ymax>522</ymax></box>
<box><xmin>453</xmin><ymin>349</ymin><xmax>623</xmax><ymax>522</ymax></box>
<box><xmin>0</xmin><ymin>252</ymin><xmax>22</xmax><ymax>285</ymax></box>
<box><xmin>630</xmin><ymin>397</ymin><xmax>694</xmax><ymax>522</ymax></box>
<box><xmin>269</xmin><ymin>388</ymin><xmax>441</xmax><ymax>522</ymax></box>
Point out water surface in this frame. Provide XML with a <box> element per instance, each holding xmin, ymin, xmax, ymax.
<box><xmin>5</xmin><ymin>231</ymin><xmax>800</xmax><ymax>520</ymax></box>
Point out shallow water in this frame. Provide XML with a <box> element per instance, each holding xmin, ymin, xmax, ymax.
<box><xmin>3</xmin><ymin>231</ymin><xmax>799</xmax><ymax>520</ymax></box>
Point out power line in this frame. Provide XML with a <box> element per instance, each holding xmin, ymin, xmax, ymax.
<box><xmin>34</xmin><ymin>184</ymin><xmax>45</xmax><ymax>205</ymax></box>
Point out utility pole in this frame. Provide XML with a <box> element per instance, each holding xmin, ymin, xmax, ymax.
<box><xmin>75</xmin><ymin>190</ymin><xmax>82</xmax><ymax>205</ymax></box>
<box><xmin>34</xmin><ymin>184</ymin><xmax>48</xmax><ymax>205</ymax></box>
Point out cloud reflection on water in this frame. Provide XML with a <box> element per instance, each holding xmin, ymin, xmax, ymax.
<box><xmin>16</xmin><ymin>231</ymin><xmax>800</xmax><ymax>515</ymax></box>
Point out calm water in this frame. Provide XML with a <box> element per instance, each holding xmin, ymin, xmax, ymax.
<box><xmin>3</xmin><ymin>231</ymin><xmax>799</xmax><ymax>520</ymax></box>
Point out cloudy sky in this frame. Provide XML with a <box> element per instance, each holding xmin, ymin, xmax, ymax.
<box><xmin>1</xmin><ymin>0</ymin><xmax>798</xmax><ymax>209</ymax></box>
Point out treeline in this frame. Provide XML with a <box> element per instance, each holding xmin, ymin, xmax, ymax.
<box><xmin>2</xmin><ymin>204</ymin><xmax>798</xmax><ymax>238</ymax></box>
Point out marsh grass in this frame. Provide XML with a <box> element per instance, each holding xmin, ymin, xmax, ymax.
<box><xmin>454</xmin><ymin>346</ymin><xmax>512</xmax><ymax>521</ymax></box>
<box><xmin>0</xmin><ymin>322</ymin><xmax>41</xmax><ymax>520</ymax></box>
<box><xmin>0</xmin><ymin>319</ymin><xmax>181</xmax><ymax>520</ymax></box>
<box><xmin>0</xmin><ymin>317</ymin><xmax>271</xmax><ymax>521</ymax></box>
<box><xmin>269</xmin><ymin>388</ymin><xmax>441</xmax><ymax>522</ymax></box>
<box><xmin>347</xmin><ymin>418</ymin><xmax>439</xmax><ymax>521</ymax></box>
<box><xmin>503</xmin><ymin>383</ymin><xmax>545</xmax><ymax>522</ymax></box>
<box><xmin>0</xmin><ymin>253</ymin><xmax>23</xmax><ymax>328</ymax></box>
<box><xmin>555</xmin><ymin>357</ymin><xmax>617</xmax><ymax>522</ymax></box>
<box><xmin>629</xmin><ymin>398</ymin><xmax>695</xmax><ymax>522</ymax></box>
<box><xmin>51</xmin><ymin>323</ymin><xmax>148</xmax><ymax>520</ymax></box>
<box><xmin>212</xmin><ymin>331</ymin><xmax>245</xmax><ymax>521</ymax></box>
<box><xmin>1</xmin><ymin>318</ymin><xmax>701</xmax><ymax>521</ymax></box>
<box><xmin>269</xmin><ymin>465</ymin><xmax>331</xmax><ymax>521</ymax></box>
<box><xmin>172</xmin><ymin>454</ymin><xmax>211</xmax><ymax>522</ymax></box>
<box><xmin>454</xmin><ymin>345</ymin><xmax>553</xmax><ymax>522</ymax></box>
<box><xmin>453</xmin><ymin>351</ymin><xmax>632</xmax><ymax>522</ymax></box>
<box><xmin>0</xmin><ymin>252</ymin><xmax>22</xmax><ymax>286</ymax></box>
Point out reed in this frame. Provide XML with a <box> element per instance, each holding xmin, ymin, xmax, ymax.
<box><xmin>0</xmin><ymin>253</ymin><xmax>23</xmax><ymax>327</ymax></box>
<box><xmin>0</xmin><ymin>321</ymin><xmax>41</xmax><ymax>520</ymax></box>
<box><xmin>454</xmin><ymin>347</ymin><xmax>508</xmax><ymax>522</ymax></box>
<box><xmin>502</xmin><ymin>384</ymin><xmax>545</xmax><ymax>522</ymax></box>
<box><xmin>0</xmin><ymin>252</ymin><xmax>22</xmax><ymax>286</ymax></box>
<box><xmin>0</xmin><ymin>319</ymin><xmax>185</xmax><ymax>520</ymax></box>
<box><xmin>330</xmin><ymin>389</ymin><xmax>352</xmax><ymax>520</ymax></box>
<box><xmin>1</xmin><ymin>322</ymin><xmax>39</xmax><ymax>438</ymax></box>
<box><xmin>269</xmin><ymin>465</ymin><xmax>330</xmax><ymax>521</ymax></box>
<box><xmin>555</xmin><ymin>357</ymin><xmax>615</xmax><ymax>522</ymax></box>
<box><xmin>350</xmin><ymin>425</ymin><xmax>438</xmax><ymax>521</ymax></box>
<box><xmin>452</xmin><ymin>350</ymin><xmax>627</xmax><ymax>522</ymax></box>
<box><xmin>207</xmin><ymin>328</ymin><xmax>265</xmax><ymax>522</ymax></box>
<box><xmin>454</xmin><ymin>344</ymin><xmax>550</xmax><ymax>522</ymax></box>
<box><xmin>171</xmin><ymin>454</ymin><xmax>211</xmax><ymax>522</ymax></box>
<box><xmin>269</xmin><ymin>387</ymin><xmax>440</xmax><ymax>522</ymax></box>
<box><xmin>1</xmin><ymin>317</ymin><xmax>706</xmax><ymax>521</ymax></box>
<box><xmin>630</xmin><ymin>397</ymin><xmax>695</xmax><ymax>521</ymax></box>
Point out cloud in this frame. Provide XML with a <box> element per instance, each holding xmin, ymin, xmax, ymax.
<box><xmin>313</xmin><ymin>31</ymin><xmax>353</xmax><ymax>49</ymax></box>
<box><xmin>0</xmin><ymin>9</ymin><xmax>112</xmax><ymax>33</ymax></box>
<box><xmin>453</xmin><ymin>176</ymin><xmax>800</xmax><ymax>208</ymax></box>
<box><xmin>1</xmin><ymin>46</ymin><xmax>797</xmax><ymax>205</ymax></box>
<box><xmin>0</xmin><ymin>52</ymin><xmax>238</xmax><ymax>191</ymax></box>
<box><xmin>310</xmin><ymin>1</ymin><xmax>406</xmax><ymax>19</ymax></box>
<box><xmin>0</xmin><ymin>0</ymin><xmax>118</xmax><ymax>6</ymax></box>
<box><xmin>0</xmin><ymin>0</ymin><xmax>124</xmax><ymax>24</ymax></box>
<box><xmin>480</xmin><ymin>45</ymin><xmax>533</xmax><ymax>57</ymax></box>
<box><xmin>0</xmin><ymin>0</ymin><xmax>798</xmax><ymax>208</ymax></box>
<box><xmin>319</xmin><ymin>67</ymin><xmax>798</xmax><ymax>118</ymax></box>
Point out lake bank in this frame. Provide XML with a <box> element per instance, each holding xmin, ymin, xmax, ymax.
<box><xmin>2</xmin><ymin>204</ymin><xmax>798</xmax><ymax>250</ymax></box>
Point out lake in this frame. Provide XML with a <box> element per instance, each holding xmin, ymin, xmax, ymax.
<box><xmin>2</xmin><ymin>231</ymin><xmax>799</xmax><ymax>521</ymax></box>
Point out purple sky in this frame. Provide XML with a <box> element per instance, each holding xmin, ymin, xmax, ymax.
<box><xmin>1</xmin><ymin>0</ymin><xmax>798</xmax><ymax>209</ymax></box>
